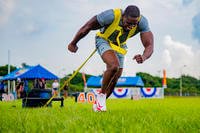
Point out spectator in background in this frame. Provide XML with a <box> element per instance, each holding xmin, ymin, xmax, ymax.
<box><xmin>33</xmin><ymin>79</ymin><xmax>38</xmax><ymax>88</ymax></box>
<box><xmin>52</xmin><ymin>80</ymin><xmax>59</xmax><ymax>96</ymax></box>
<box><xmin>23</xmin><ymin>80</ymin><xmax>29</xmax><ymax>96</ymax></box>
<box><xmin>0</xmin><ymin>81</ymin><xmax>5</xmax><ymax>93</ymax></box>
<box><xmin>34</xmin><ymin>78</ymin><xmax>46</xmax><ymax>89</ymax></box>
<box><xmin>63</xmin><ymin>85</ymin><xmax>68</xmax><ymax>98</ymax></box>
<box><xmin>16</xmin><ymin>78</ymin><xmax>24</xmax><ymax>98</ymax></box>
<box><xmin>40</xmin><ymin>78</ymin><xmax>46</xmax><ymax>89</ymax></box>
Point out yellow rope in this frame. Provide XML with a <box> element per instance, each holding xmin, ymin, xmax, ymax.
<box><xmin>43</xmin><ymin>49</ymin><xmax>97</xmax><ymax>107</ymax></box>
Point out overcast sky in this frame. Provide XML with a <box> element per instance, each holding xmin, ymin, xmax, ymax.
<box><xmin>1</xmin><ymin>0</ymin><xmax>200</xmax><ymax>78</ymax></box>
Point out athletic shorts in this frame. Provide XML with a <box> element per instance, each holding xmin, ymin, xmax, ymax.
<box><xmin>53</xmin><ymin>88</ymin><xmax>58</xmax><ymax>91</ymax></box>
<box><xmin>95</xmin><ymin>36</ymin><xmax>127</xmax><ymax>68</ymax></box>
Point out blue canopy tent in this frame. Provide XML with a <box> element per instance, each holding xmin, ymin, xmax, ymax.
<box><xmin>18</xmin><ymin>65</ymin><xmax>58</xmax><ymax>80</ymax></box>
<box><xmin>87</xmin><ymin>76</ymin><xmax>144</xmax><ymax>88</ymax></box>
<box><xmin>1</xmin><ymin>64</ymin><xmax>58</xmax><ymax>80</ymax></box>
<box><xmin>1</xmin><ymin>64</ymin><xmax>59</xmax><ymax>96</ymax></box>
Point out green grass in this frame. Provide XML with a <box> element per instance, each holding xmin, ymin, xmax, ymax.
<box><xmin>0</xmin><ymin>97</ymin><xmax>200</xmax><ymax>133</ymax></box>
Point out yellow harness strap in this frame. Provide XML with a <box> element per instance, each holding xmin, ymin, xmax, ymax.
<box><xmin>97</xmin><ymin>9</ymin><xmax>121</xmax><ymax>40</ymax></box>
<box><xmin>96</xmin><ymin>9</ymin><xmax>141</xmax><ymax>55</ymax></box>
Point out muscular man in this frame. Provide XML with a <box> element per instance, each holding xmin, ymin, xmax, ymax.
<box><xmin>68</xmin><ymin>5</ymin><xmax>154</xmax><ymax>111</ymax></box>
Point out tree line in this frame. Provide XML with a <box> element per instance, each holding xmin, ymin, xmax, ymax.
<box><xmin>136</xmin><ymin>72</ymin><xmax>200</xmax><ymax>96</ymax></box>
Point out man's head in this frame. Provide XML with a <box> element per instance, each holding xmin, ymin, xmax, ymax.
<box><xmin>122</xmin><ymin>5</ymin><xmax>140</xmax><ymax>31</ymax></box>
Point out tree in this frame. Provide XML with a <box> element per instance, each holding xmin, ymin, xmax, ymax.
<box><xmin>0</xmin><ymin>65</ymin><xmax>17</xmax><ymax>76</ymax></box>
<box><xmin>21</xmin><ymin>62</ymin><xmax>32</xmax><ymax>68</ymax></box>
<box><xmin>136</xmin><ymin>72</ymin><xmax>162</xmax><ymax>87</ymax></box>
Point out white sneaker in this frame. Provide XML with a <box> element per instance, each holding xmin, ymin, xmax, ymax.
<box><xmin>96</xmin><ymin>93</ymin><xmax>106</xmax><ymax>111</ymax></box>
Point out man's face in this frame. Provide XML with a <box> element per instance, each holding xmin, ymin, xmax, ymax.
<box><xmin>122</xmin><ymin>15</ymin><xmax>139</xmax><ymax>31</ymax></box>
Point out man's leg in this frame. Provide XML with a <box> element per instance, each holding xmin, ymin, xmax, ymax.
<box><xmin>101</xmin><ymin>50</ymin><xmax>120</xmax><ymax>95</ymax></box>
<box><xmin>93</xmin><ymin>50</ymin><xmax>120</xmax><ymax>111</ymax></box>
<box><xmin>105</xmin><ymin>68</ymin><xmax>123</xmax><ymax>99</ymax></box>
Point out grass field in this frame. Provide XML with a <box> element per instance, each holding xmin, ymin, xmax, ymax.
<box><xmin>0</xmin><ymin>97</ymin><xmax>200</xmax><ymax>133</ymax></box>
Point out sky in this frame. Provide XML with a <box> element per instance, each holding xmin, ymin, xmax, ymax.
<box><xmin>0</xmin><ymin>0</ymin><xmax>200</xmax><ymax>79</ymax></box>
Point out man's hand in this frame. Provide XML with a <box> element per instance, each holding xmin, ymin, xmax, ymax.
<box><xmin>133</xmin><ymin>54</ymin><xmax>146</xmax><ymax>64</ymax></box>
<box><xmin>68</xmin><ymin>43</ymin><xmax>78</xmax><ymax>53</ymax></box>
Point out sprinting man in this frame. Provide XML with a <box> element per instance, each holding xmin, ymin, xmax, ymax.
<box><xmin>68</xmin><ymin>5</ymin><xmax>154</xmax><ymax>111</ymax></box>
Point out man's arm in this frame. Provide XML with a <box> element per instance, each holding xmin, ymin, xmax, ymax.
<box><xmin>133</xmin><ymin>31</ymin><xmax>154</xmax><ymax>64</ymax></box>
<box><xmin>68</xmin><ymin>16</ymin><xmax>101</xmax><ymax>53</ymax></box>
